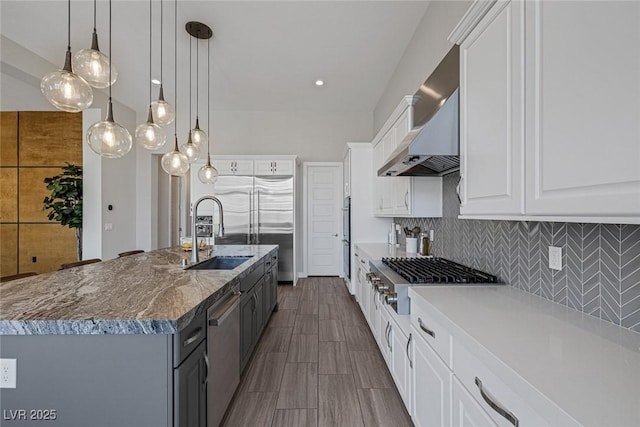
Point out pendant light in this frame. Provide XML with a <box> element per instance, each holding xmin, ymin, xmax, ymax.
<box><xmin>161</xmin><ymin>0</ymin><xmax>189</xmax><ymax>176</ymax></box>
<box><xmin>73</xmin><ymin>0</ymin><xmax>117</xmax><ymax>88</ymax></box>
<box><xmin>179</xmin><ymin>36</ymin><xmax>200</xmax><ymax>163</ymax></box>
<box><xmin>150</xmin><ymin>0</ymin><xmax>175</xmax><ymax>126</ymax></box>
<box><xmin>41</xmin><ymin>0</ymin><xmax>93</xmax><ymax>112</ymax></box>
<box><xmin>190</xmin><ymin>35</ymin><xmax>207</xmax><ymax>147</ymax></box>
<box><xmin>198</xmin><ymin>37</ymin><xmax>218</xmax><ymax>185</ymax></box>
<box><xmin>87</xmin><ymin>0</ymin><xmax>132</xmax><ymax>158</ymax></box>
<box><xmin>135</xmin><ymin>0</ymin><xmax>166</xmax><ymax>150</ymax></box>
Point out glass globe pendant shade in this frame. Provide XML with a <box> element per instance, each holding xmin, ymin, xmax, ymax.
<box><xmin>198</xmin><ymin>157</ymin><xmax>218</xmax><ymax>184</ymax></box>
<box><xmin>150</xmin><ymin>85</ymin><xmax>175</xmax><ymax>126</ymax></box>
<box><xmin>135</xmin><ymin>107</ymin><xmax>167</xmax><ymax>150</ymax></box>
<box><xmin>161</xmin><ymin>137</ymin><xmax>190</xmax><ymax>176</ymax></box>
<box><xmin>191</xmin><ymin>117</ymin><xmax>207</xmax><ymax>147</ymax></box>
<box><xmin>41</xmin><ymin>49</ymin><xmax>93</xmax><ymax>112</ymax></box>
<box><xmin>87</xmin><ymin>101</ymin><xmax>133</xmax><ymax>158</ymax></box>
<box><xmin>179</xmin><ymin>133</ymin><xmax>200</xmax><ymax>163</ymax></box>
<box><xmin>73</xmin><ymin>31</ymin><xmax>117</xmax><ymax>88</ymax></box>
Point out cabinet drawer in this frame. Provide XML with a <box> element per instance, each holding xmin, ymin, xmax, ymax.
<box><xmin>354</xmin><ymin>248</ymin><xmax>371</xmax><ymax>273</ymax></box>
<box><xmin>174</xmin><ymin>311</ymin><xmax>206</xmax><ymax>367</ymax></box>
<box><xmin>410</xmin><ymin>300</ymin><xmax>453</xmax><ymax>369</ymax></box>
<box><xmin>453</xmin><ymin>340</ymin><xmax>578</xmax><ymax>427</ymax></box>
<box><xmin>240</xmin><ymin>261</ymin><xmax>265</xmax><ymax>292</ymax></box>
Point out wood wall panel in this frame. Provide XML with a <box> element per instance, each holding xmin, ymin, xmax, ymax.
<box><xmin>19</xmin><ymin>224</ymin><xmax>77</xmax><ymax>274</ymax></box>
<box><xmin>1</xmin><ymin>224</ymin><xmax>18</xmax><ymax>276</ymax></box>
<box><xmin>1</xmin><ymin>112</ymin><xmax>18</xmax><ymax>166</ymax></box>
<box><xmin>1</xmin><ymin>168</ymin><xmax>18</xmax><ymax>222</ymax></box>
<box><xmin>19</xmin><ymin>168</ymin><xmax>61</xmax><ymax>223</ymax></box>
<box><xmin>19</xmin><ymin>112</ymin><xmax>82</xmax><ymax>166</ymax></box>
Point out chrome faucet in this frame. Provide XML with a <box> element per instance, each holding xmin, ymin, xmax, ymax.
<box><xmin>191</xmin><ymin>196</ymin><xmax>225</xmax><ymax>263</ymax></box>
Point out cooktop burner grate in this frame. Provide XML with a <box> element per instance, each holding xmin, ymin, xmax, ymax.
<box><xmin>381</xmin><ymin>257</ymin><xmax>499</xmax><ymax>284</ymax></box>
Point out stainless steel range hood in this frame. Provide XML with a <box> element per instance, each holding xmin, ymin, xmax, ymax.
<box><xmin>378</xmin><ymin>45</ymin><xmax>460</xmax><ymax>177</ymax></box>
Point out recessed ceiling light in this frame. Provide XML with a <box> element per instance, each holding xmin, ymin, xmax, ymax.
<box><xmin>152</xmin><ymin>78</ymin><xmax>161</xmax><ymax>85</ymax></box>
<box><xmin>315</xmin><ymin>80</ymin><xmax>325</xmax><ymax>87</ymax></box>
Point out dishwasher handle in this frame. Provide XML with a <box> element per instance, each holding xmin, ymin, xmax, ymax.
<box><xmin>209</xmin><ymin>292</ymin><xmax>241</xmax><ymax>326</ymax></box>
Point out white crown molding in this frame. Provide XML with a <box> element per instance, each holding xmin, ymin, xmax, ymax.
<box><xmin>448</xmin><ymin>0</ymin><xmax>498</xmax><ymax>45</ymax></box>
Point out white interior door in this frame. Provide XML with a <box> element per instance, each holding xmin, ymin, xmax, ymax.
<box><xmin>305</xmin><ymin>164</ymin><xmax>342</xmax><ymax>276</ymax></box>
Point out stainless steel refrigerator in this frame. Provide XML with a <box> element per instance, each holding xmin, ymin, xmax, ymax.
<box><xmin>209</xmin><ymin>175</ymin><xmax>294</xmax><ymax>282</ymax></box>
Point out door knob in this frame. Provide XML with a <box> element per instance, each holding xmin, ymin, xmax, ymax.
<box><xmin>333</xmin><ymin>234</ymin><xmax>339</xmax><ymax>237</ymax></box>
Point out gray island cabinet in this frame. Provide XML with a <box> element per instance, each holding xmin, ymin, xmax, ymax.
<box><xmin>0</xmin><ymin>245</ymin><xmax>279</xmax><ymax>427</ymax></box>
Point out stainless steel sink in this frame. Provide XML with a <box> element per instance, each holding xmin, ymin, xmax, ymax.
<box><xmin>188</xmin><ymin>256</ymin><xmax>253</xmax><ymax>270</ymax></box>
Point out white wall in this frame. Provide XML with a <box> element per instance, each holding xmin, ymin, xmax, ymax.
<box><xmin>373</xmin><ymin>0</ymin><xmax>472</xmax><ymax>134</ymax></box>
<box><xmin>1</xmin><ymin>36</ymin><xmax>138</xmax><ymax>260</ymax></box>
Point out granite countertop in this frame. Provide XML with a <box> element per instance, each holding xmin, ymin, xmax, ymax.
<box><xmin>409</xmin><ymin>286</ymin><xmax>640</xmax><ymax>427</ymax></box>
<box><xmin>0</xmin><ymin>245</ymin><xmax>277</xmax><ymax>335</ymax></box>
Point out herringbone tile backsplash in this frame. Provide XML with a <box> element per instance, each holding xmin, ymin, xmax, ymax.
<box><xmin>396</xmin><ymin>173</ymin><xmax>640</xmax><ymax>333</ymax></box>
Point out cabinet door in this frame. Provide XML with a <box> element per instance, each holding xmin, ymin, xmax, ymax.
<box><xmin>175</xmin><ymin>341</ymin><xmax>207</xmax><ymax>427</ymax></box>
<box><xmin>393</xmin><ymin>178</ymin><xmax>411</xmax><ymax>216</ymax></box>
<box><xmin>234</xmin><ymin>160</ymin><xmax>254</xmax><ymax>176</ymax></box>
<box><xmin>255</xmin><ymin>279</ymin><xmax>265</xmax><ymax>334</ymax></box>
<box><xmin>343</xmin><ymin>150</ymin><xmax>351</xmax><ymax>197</ymax></box>
<box><xmin>411</xmin><ymin>329</ymin><xmax>452</xmax><ymax>427</ymax></box>
<box><xmin>273</xmin><ymin>160</ymin><xmax>294</xmax><ymax>176</ymax></box>
<box><xmin>452</xmin><ymin>377</ymin><xmax>497</xmax><ymax>427</ymax></box>
<box><xmin>373</xmin><ymin>143</ymin><xmax>385</xmax><ymax>215</ymax></box>
<box><xmin>240</xmin><ymin>292</ymin><xmax>255</xmax><ymax>370</ymax></box>
<box><xmin>393</xmin><ymin>108</ymin><xmax>411</xmax><ymax>149</ymax></box>
<box><xmin>211</xmin><ymin>160</ymin><xmax>236</xmax><ymax>175</ymax></box>
<box><xmin>379</xmin><ymin>306</ymin><xmax>392</xmax><ymax>363</ymax></box>
<box><xmin>524</xmin><ymin>0</ymin><xmax>640</xmax><ymax>217</ymax></box>
<box><xmin>369</xmin><ymin>287</ymin><xmax>381</xmax><ymax>345</ymax></box>
<box><xmin>460</xmin><ymin>0</ymin><xmax>525</xmax><ymax>215</ymax></box>
<box><xmin>254</xmin><ymin>160</ymin><xmax>273</xmax><ymax>175</ymax></box>
<box><xmin>392</xmin><ymin>327</ymin><xmax>412</xmax><ymax>413</ymax></box>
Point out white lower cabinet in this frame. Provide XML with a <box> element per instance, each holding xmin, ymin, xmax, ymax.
<box><xmin>379</xmin><ymin>303</ymin><xmax>392</xmax><ymax>363</ymax></box>
<box><xmin>391</xmin><ymin>323</ymin><xmax>412</xmax><ymax>414</ymax></box>
<box><xmin>452</xmin><ymin>376</ymin><xmax>497</xmax><ymax>427</ymax></box>
<box><xmin>411</xmin><ymin>327</ymin><xmax>452</xmax><ymax>427</ymax></box>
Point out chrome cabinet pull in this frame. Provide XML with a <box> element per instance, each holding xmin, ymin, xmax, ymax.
<box><xmin>182</xmin><ymin>327</ymin><xmax>203</xmax><ymax>347</ymax></box>
<box><xmin>456</xmin><ymin>175</ymin><xmax>463</xmax><ymax>205</ymax></box>
<box><xmin>475</xmin><ymin>377</ymin><xmax>519</xmax><ymax>427</ymax></box>
<box><xmin>404</xmin><ymin>190</ymin><xmax>409</xmax><ymax>209</ymax></box>
<box><xmin>418</xmin><ymin>318</ymin><xmax>435</xmax><ymax>338</ymax></box>
<box><xmin>406</xmin><ymin>333</ymin><xmax>413</xmax><ymax>368</ymax></box>
<box><xmin>387</xmin><ymin>323</ymin><xmax>392</xmax><ymax>352</ymax></box>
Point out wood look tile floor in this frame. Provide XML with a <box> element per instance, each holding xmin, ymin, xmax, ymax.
<box><xmin>222</xmin><ymin>277</ymin><xmax>413</xmax><ymax>427</ymax></box>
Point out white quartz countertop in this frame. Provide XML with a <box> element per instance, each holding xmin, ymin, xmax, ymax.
<box><xmin>409</xmin><ymin>286</ymin><xmax>640</xmax><ymax>427</ymax></box>
<box><xmin>355</xmin><ymin>242</ymin><xmax>413</xmax><ymax>260</ymax></box>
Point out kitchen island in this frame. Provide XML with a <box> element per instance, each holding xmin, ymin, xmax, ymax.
<box><xmin>0</xmin><ymin>245</ymin><xmax>278</xmax><ymax>427</ymax></box>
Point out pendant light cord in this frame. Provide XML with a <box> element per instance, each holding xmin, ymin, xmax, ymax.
<box><xmin>160</xmin><ymin>0</ymin><xmax>163</xmax><ymax>85</ymax></box>
<box><xmin>149</xmin><ymin>0</ymin><xmax>152</xmax><ymax>103</ymax></box>
<box><xmin>67</xmin><ymin>0</ymin><xmax>71</xmax><ymax>50</ymax></box>
<box><xmin>174</xmin><ymin>0</ymin><xmax>177</xmax><ymax>140</ymax></box>
<box><xmin>207</xmin><ymin>37</ymin><xmax>211</xmax><ymax>158</ymax></box>
<box><xmin>196</xmin><ymin>36</ymin><xmax>199</xmax><ymax>121</ymax></box>
<box><xmin>93</xmin><ymin>0</ymin><xmax>97</xmax><ymax>31</ymax></box>
<box><xmin>189</xmin><ymin>37</ymin><xmax>192</xmax><ymax>127</ymax></box>
<box><xmin>108</xmin><ymin>0</ymin><xmax>112</xmax><ymax>102</ymax></box>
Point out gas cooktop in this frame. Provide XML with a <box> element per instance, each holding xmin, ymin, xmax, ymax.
<box><xmin>381</xmin><ymin>257</ymin><xmax>499</xmax><ymax>284</ymax></box>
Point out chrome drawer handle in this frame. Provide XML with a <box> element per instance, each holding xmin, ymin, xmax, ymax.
<box><xmin>182</xmin><ymin>327</ymin><xmax>203</xmax><ymax>347</ymax></box>
<box><xmin>418</xmin><ymin>318</ymin><xmax>435</xmax><ymax>338</ymax></box>
<box><xmin>406</xmin><ymin>333</ymin><xmax>413</xmax><ymax>368</ymax></box>
<box><xmin>475</xmin><ymin>377</ymin><xmax>519</xmax><ymax>427</ymax></box>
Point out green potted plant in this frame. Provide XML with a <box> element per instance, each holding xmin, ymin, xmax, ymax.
<box><xmin>43</xmin><ymin>163</ymin><xmax>83</xmax><ymax>260</ymax></box>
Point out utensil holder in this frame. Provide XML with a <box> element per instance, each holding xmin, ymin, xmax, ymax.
<box><xmin>406</xmin><ymin>237</ymin><xmax>418</xmax><ymax>254</ymax></box>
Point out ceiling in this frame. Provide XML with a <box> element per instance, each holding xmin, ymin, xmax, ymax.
<box><xmin>1</xmin><ymin>1</ymin><xmax>430</xmax><ymax>117</ymax></box>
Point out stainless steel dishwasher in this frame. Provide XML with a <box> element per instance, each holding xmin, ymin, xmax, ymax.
<box><xmin>207</xmin><ymin>286</ymin><xmax>241</xmax><ymax>427</ymax></box>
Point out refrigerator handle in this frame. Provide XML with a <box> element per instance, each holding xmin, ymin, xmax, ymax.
<box><xmin>248</xmin><ymin>191</ymin><xmax>252</xmax><ymax>244</ymax></box>
<box><xmin>256</xmin><ymin>190</ymin><xmax>261</xmax><ymax>244</ymax></box>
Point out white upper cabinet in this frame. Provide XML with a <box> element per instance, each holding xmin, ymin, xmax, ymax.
<box><xmin>452</xmin><ymin>0</ymin><xmax>640</xmax><ymax>222</ymax></box>
<box><xmin>459</xmin><ymin>0</ymin><xmax>525</xmax><ymax>215</ymax></box>
<box><xmin>524</xmin><ymin>0</ymin><xmax>640</xmax><ymax>218</ymax></box>
<box><xmin>212</xmin><ymin>159</ymin><xmax>254</xmax><ymax>176</ymax></box>
<box><xmin>343</xmin><ymin>149</ymin><xmax>351</xmax><ymax>198</ymax></box>
<box><xmin>254</xmin><ymin>159</ymin><xmax>294</xmax><ymax>176</ymax></box>
<box><xmin>372</xmin><ymin>99</ymin><xmax>443</xmax><ymax>218</ymax></box>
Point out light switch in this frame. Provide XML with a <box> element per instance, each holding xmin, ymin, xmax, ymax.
<box><xmin>549</xmin><ymin>246</ymin><xmax>562</xmax><ymax>270</ymax></box>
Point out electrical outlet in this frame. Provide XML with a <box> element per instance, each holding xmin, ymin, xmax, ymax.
<box><xmin>0</xmin><ymin>358</ymin><xmax>17</xmax><ymax>388</ymax></box>
<box><xmin>104</xmin><ymin>223</ymin><xmax>113</xmax><ymax>231</ymax></box>
<box><xmin>549</xmin><ymin>246</ymin><xmax>562</xmax><ymax>271</ymax></box>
